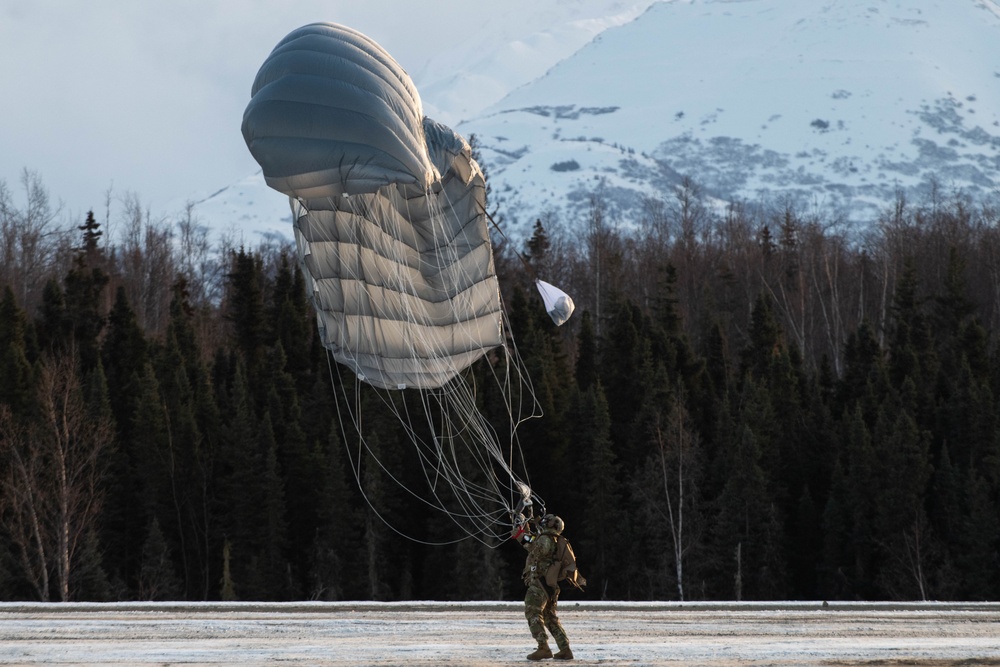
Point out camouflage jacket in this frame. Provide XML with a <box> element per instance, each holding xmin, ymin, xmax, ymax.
<box><xmin>521</xmin><ymin>529</ymin><xmax>558</xmax><ymax>585</ymax></box>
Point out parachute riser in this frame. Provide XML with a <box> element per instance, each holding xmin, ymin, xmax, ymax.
<box><xmin>477</xmin><ymin>202</ymin><xmax>538</xmax><ymax>282</ymax></box>
<box><xmin>478</xmin><ymin>202</ymin><xmax>576</xmax><ymax>327</ymax></box>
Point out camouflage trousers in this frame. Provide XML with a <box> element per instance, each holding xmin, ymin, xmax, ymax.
<box><xmin>523</xmin><ymin>577</ymin><xmax>569</xmax><ymax>650</ymax></box>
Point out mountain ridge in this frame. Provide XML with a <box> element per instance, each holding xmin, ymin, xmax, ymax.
<box><xmin>193</xmin><ymin>0</ymin><xmax>1000</xmax><ymax>243</ymax></box>
<box><xmin>461</xmin><ymin>0</ymin><xmax>1000</xmax><ymax>232</ymax></box>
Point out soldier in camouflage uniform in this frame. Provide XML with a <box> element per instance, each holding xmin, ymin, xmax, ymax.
<box><xmin>514</xmin><ymin>513</ymin><xmax>573</xmax><ymax>661</ymax></box>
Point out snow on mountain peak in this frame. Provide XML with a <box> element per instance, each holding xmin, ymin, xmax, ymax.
<box><xmin>193</xmin><ymin>1</ymin><xmax>657</xmax><ymax>244</ymax></box>
<box><xmin>461</xmin><ymin>0</ymin><xmax>1000</xmax><ymax>233</ymax></box>
<box><xmin>196</xmin><ymin>0</ymin><xmax>1000</xmax><ymax>243</ymax></box>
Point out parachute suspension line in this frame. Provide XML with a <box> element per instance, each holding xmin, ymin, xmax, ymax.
<box><xmin>478</xmin><ymin>201</ymin><xmax>537</xmax><ymax>282</ymax></box>
<box><xmin>401</xmin><ymin>187</ymin><xmax>531</xmax><ymax>535</ymax></box>
<box><xmin>247</xmin><ymin>22</ymin><xmax>548</xmax><ymax>544</ymax></box>
<box><xmin>324</xmin><ymin>347</ymin><xmax>475</xmax><ymax>546</ymax></box>
<box><xmin>387</xmin><ymin>185</ymin><xmax>544</xmax><ymax>535</ymax></box>
<box><xmin>315</xmin><ymin>201</ymin><xmax>491</xmax><ymax>546</ymax></box>
<box><xmin>306</xmin><ymin>180</ymin><xmax>549</xmax><ymax>545</ymax></box>
<box><xmin>319</xmin><ymin>189</ymin><xmax>533</xmax><ymax>544</ymax></box>
<box><xmin>462</xmin><ymin>187</ymin><xmax>549</xmax><ymax>513</ymax></box>
<box><xmin>424</xmin><ymin>185</ymin><xmax>547</xmax><ymax>516</ymax></box>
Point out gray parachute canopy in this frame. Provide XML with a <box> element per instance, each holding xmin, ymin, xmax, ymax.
<box><xmin>242</xmin><ymin>22</ymin><xmax>502</xmax><ymax>390</ymax></box>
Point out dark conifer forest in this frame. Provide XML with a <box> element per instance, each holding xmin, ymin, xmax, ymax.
<box><xmin>2</xmin><ymin>171</ymin><xmax>1000</xmax><ymax>602</ymax></box>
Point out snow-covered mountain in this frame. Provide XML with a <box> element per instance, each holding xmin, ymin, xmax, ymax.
<box><xmin>463</xmin><ymin>0</ymin><xmax>1000</xmax><ymax>232</ymax></box>
<box><xmin>193</xmin><ymin>0</ymin><xmax>1000</xmax><ymax>243</ymax></box>
<box><xmin>188</xmin><ymin>171</ymin><xmax>295</xmax><ymax>246</ymax></box>
<box><xmin>190</xmin><ymin>0</ymin><xmax>656</xmax><ymax>244</ymax></box>
<box><xmin>412</xmin><ymin>1</ymin><xmax>660</xmax><ymax>127</ymax></box>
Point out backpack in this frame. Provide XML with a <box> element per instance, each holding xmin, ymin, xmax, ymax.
<box><xmin>545</xmin><ymin>535</ymin><xmax>586</xmax><ymax>590</ymax></box>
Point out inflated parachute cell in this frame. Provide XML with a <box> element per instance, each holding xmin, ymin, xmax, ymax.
<box><xmin>242</xmin><ymin>23</ymin><xmax>502</xmax><ymax>390</ymax></box>
<box><xmin>242</xmin><ymin>22</ymin><xmax>435</xmax><ymax>198</ymax></box>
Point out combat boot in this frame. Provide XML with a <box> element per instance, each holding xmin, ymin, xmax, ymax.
<box><xmin>554</xmin><ymin>646</ymin><xmax>574</xmax><ymax>660</ymax></box>
<box><xmin>527</xmin><ymin>643</ymin><xmax>553</xmax><ymax>660</ymax></box>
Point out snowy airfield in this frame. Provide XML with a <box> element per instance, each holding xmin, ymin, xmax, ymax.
<box><xmin>1</xmin><ymin>601</ymin><xmax>999</xmax><ymax>666</ymax></box>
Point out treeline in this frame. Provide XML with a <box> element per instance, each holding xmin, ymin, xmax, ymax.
<box><xmin>2</xmin><ymin>169</ymin><xmax>1000</xmax><ymax>602</ymax></box>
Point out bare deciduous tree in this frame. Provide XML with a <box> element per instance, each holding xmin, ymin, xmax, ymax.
<box><xmin>118</xmin><ymin>192</ymin><xmax>176</xmax><ymax>336</ymax></box>
<box><xmin>0</xmin><ymin>170</ymin><xmax>70</xmax><ymax>314</ymax></box>
<box><xmin>0</xmin><ymin>354</ymin><xmax>113</xmax><ymax>601</ymax></box>
<box><xmin>654</xmin><ymin>396</ymin><xmax>701</xmax><ymax>601</ymax></box>
<box><xmin>0</xmin><ymin>406</ymin><xmax>51</xmax><ymax>600</ymax></box>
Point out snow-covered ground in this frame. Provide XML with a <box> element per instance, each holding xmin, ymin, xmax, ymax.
<box><xmin>2</xmin><ymin>601</ymin><xmax>999</xmax><ymax>665</ymax></box>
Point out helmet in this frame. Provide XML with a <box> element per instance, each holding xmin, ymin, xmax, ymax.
<box><xmin>539</xmin><ymin>514</ymin><xmax>564</xmax><ymax>535</ymax></box>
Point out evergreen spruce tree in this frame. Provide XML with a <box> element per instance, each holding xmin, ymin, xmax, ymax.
<box><xmin>157</xmin><ymin>278</ymin><xmax>221</xmax><ymax>599</ymax></box>
<box><xmin>37</xmin><ymin>278</ymin><xmax>73</xmax><ymax>355</ymax></box>
<box><xmin>710</xmin><ymin>420</ymin><xmax>779</xmax><ymax>600</ymax></box>
<box><xmin>78</xmin><ymin>209</ymin><xmax>103</xmax><ymax>256</ymax></box>
<box><xmin>629</xmin><ymin>450</ymin><xmax>676</xmax><ymax>599</ymax></box>
<box><xmin>937</xmin><ymin>355</ymin><xmax>996</xmax><ymax>479</ymax></box>
<box><xmin>102</xmin><ymin>287</ymin><xmax>148</xmax><ymax>444</ymax></box>
<box><xmin>649</xmin><ymin>262</ymin><xmax>708</xmax><ymax>425</ymax></box>
<box><xmin>503</xmin><ymin>283</ymin><xmax>571</xmax><ymax>491</ymax></box>
<box><xmin>361</xmin><ymin>429</ymin><xmax>392</xmax><ymax>601</ymax></box>
<box><xmin>357</xmin><ymin>392</ymin><xmax>413</xmax><ymax>600</ymax></box>
<box><xmin>226</xmin><ymin>249</ymin><xmax>266</xmax><ymax>384</ymax></box>
<box><xmin>577</xmin><ymin>383</ymin><xmax>624</xmax><ymax>598</ymax></box>
<box><xmin>836</xmin><ymin>321</ymin><xmax>887</xmax><ymax>428</ymax></box>
<box><xmin>0</xmin><ymin>286</ymin><xmax>34</xmax><ymax>416</ymax></box>
<box><xmin>820</xmin><ymin>461</ymin><xmax>852</xmax><ymax>599</ymax></box>
<box><xmin>733</xmin><ymin>375</ymin><xmax>782</xmax><ymax>511</ymax></box>
<box><xmin>795</xmin><ymin>373</ymin><xmax>839</xmax><ymax>545</ymax></box>
<box><xmin>139</xmin><ymin>518</ymin><xmax>182</xmax><ymax>601</ymax></box>
<box><xmin>742</xmin><ymin>299</ymin><xmax>817</xmax><ymax>594</ymax></box>
<box><xmin>165</xmin><ymin>278</ymin><xmax>205</xmax><ymax>382</ymax></box>
<box><xmin>525</xmin><ymin>219</ymin><xmax>551</xmax><ymax>275</ymax></box>
<box><xmin>953</xmin><ymin>470</ymin><xmax>1000</xmax><ymax>599</ymax></box>
<box><xmin>702</xmin><ymin>321</ymin><xmax>730</xmax><ymax>402</ymax></box>
<box><xmin>599</xmin><ymin>298</ymin><xmax>653</xmax><ymax>466</ymax></box>
<box><xmin>72</xmin><ymin>529</ymin><xmax>112</xmax><ymax>602</ymax></box>
<box><xmin>871</xmin><ymin>393</ymin><xmax>933</xmax><ymax>599</ymax></box>
<box><xmin>842</xmin><ymin>405</ymin><xmax>877</xmax><ymax>597</ymax></box>
<box><xmin>62</xmin><ymin>212</ymin><xmax>110</xmax><ymax>371</ymax></box>
<box><xmin>268</xmin><ymin>254</ymin><xmax>313</xmax><ymax>390</ymax></box>
<box><xmin>630</xmin><ymin>388</ymin><xmax>705</xmax><ymax>600</ymax></box>
<box><xmin>79</xmin><ymin>360</ymin><xmax>121</xmax><ymax>598</ymax></box>
<box><xmin>214</xmin><ymin>360</ymin><xmax>265</xmax><ymax>598</ymax></box>
<box><xmin>574</xmin><ymin>310</ymin><xmax>598</xmax><ymax>391</ymax></box>
<box><xmin>307</xmin><ymin>422</ymin><xmax>358</xmax><ymax>601</ymax></box>
<box><xmin>932</xmin><ymin>246</ymin><xmax>975</xmax><ymax>344</ymax></box>
<box><xmin>718</xmin><ymin>376</ymin><xmax>788</xmax><ymax>599</ymax></box>
<box><xmin>255</xmin><ymin>412</ymin><xmax>290</xmax><ymax>600</ymax></box>
<box><xmin>887</xmin><ymin>258</ymin><xmax>928</xmax><ymax>388</ymax></box>
<box><xmin>928</xmin><ymin>443</ymin><xmax>962</xmax><ymax>599</ymax></box>
<box><xmin>128</xmin><ymin>363</ymin><xmax>171</xmax><ymax>576</ymax></box>
<box><xmin>265</xmin><ymin>347</ymin><xmax>324</xmax><ymax>598</ymax></box>
<box><xmin>153</xmin><ymin>327</ymin><xmax>209</xmax><ymax>598</ymax></box>
<box><xmin>739</xmin><ymin>293</ymin><xmax>782</xmax><ymax>383</ymax></box>
<box><xmin>789</xmin><ymin>486</ymin><xmax>820</xmax><ymax>599</ymax></box>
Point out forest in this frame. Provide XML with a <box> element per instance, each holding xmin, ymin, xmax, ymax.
<box><xmin>2</xmin><ymin>167</ymin><xmax>1000</xmax><ymax>603</ymax></box>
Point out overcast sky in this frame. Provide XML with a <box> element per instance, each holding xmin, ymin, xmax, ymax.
<box><xmin>0</xmin><ymin>0</ymin><xmax>497</xmax><ymax>221</ymax></box>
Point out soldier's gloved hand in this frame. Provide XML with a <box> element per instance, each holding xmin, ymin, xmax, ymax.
<box><xmin>512</xmin><ymin>524</ymin><xmax>526</xmax><ymax>541</ymax></box>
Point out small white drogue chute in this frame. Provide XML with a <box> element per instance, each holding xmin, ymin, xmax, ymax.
<box><xmin>536</xmin><ymin>280</ymin><xmax>576</xmax><ymax>327</ymax></box>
